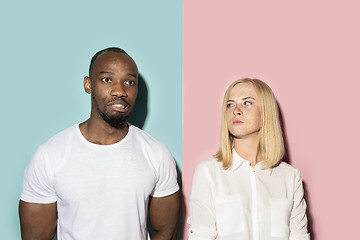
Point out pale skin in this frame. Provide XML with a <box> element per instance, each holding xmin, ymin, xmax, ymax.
<box><xmin>226</xmin><ymin>82</ymin><xmax>262</xmax><ymax>168</ymax></box>
<box><xmin>19</xmin><ymin>51</ymin><xmax>180</xmax><ymax>239</ymax></box>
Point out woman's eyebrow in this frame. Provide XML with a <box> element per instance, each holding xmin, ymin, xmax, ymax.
<box><xmin>242</xmin><ymin>97</ymin><xmax>255</xmax><ymax>100</ymax></box>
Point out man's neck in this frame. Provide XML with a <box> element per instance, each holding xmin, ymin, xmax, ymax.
<box><xmin>79</xmin><ymin>118</ymin><xmax>129</xmax><ymax>145</ymax></box>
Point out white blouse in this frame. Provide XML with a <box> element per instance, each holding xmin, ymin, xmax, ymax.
<box><xmin>187</xmin><ymin>149</ymin><xmax>310</xmax><ymax>240</ymax></box>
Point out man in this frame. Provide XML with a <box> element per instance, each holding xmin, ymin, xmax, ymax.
<box><xmin>19</xmin><ymin>47</ymin><xmax>181</xmax><ymax>239</ymax></box>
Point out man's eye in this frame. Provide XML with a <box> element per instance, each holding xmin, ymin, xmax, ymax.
<box><xmin>125</xmin><ymin>80</ymin><xmax>135</xmax><ymax>86</ymax></box>
<box><xmin>101</xmin><ymin>78</ymin><xmax>111</xmax><ymax>83</ymax></box>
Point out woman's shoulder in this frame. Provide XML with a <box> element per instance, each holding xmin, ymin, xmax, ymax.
<box><xmin>273</xmin><ymin>161</ymin><xmax>301</xmax><ymax>177</ymax></box>
<box><xmin>197</xmin><ymin>157</ymin><xmax>222</xmax><ymax>169</ymax></box>
<box><xmin>194</xmin><ymin>158</ymin><xmax>222</xmax><ymax>175</ymax></box>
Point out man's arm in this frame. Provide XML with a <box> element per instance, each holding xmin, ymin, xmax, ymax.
<box><xmin>149</xmin><ymin>190</ymin><xmax>181</xmax><ymax>240</ymax></box>
<box><xmin>19</xmin><ymin>200</ymin><xmax>57</xmax><ymax>240</ymax></box>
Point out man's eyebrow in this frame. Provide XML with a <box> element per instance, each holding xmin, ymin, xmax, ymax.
<box><xmin>127</xmin><ymin>73</ymin><xmax>137</xmax><ymax>78</ymax></box>
<box><xmin>99</xmin><ymin>71</ymin><xmax>114</xmax><ymax>75</ymax></box>
<box><xmin>98</xmin><ymin>72</ymin><xmax>137</xmax><ymax>78</ymax></box>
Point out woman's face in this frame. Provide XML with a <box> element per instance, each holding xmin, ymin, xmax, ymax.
<box><xmin>225</xmin><ymin>82</ymin><xmax>262</xmax><ymax>140</ymax></box>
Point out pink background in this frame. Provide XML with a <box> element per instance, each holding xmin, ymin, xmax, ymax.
<box><xmin>182</xmin><ymin>1</ymin><xmax>360</xmax><ymax>239</ymax></box>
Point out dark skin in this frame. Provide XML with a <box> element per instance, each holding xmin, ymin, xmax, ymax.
<box><xmin>19</xmin><ymin>51</ymin><xmax>181</xmax><ymax>240</ymax></box>
<box><xmin>149</xmin><ymin>192</ymin><xmax>181</xmax><ymax>240</ymax></box>
<box><xmin>19</xmin><ymin>202</ymin><xmax>57</xmax><ymax>240</ymax></box>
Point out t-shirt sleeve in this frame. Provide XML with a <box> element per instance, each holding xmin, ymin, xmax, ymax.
<box><xmin>151</xmin><ymin>144</ymin><xmax>179</xmax><ymax>197</ymax></box>
<box><xmin>20</xmin><ymin>145</ymin><xmax>57</xmax><ymax>203</ymax></box>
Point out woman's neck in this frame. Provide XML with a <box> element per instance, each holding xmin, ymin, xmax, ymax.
<box><xmin>233</xmin><ymin>135</ymin><xmax>260</xmax><ymax>168</ymax></box>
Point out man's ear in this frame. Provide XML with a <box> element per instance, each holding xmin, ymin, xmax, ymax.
<box><xmin>84</xmin><ymin>76</ymin><xmax>92</xmax><ymax>94</ymax></box>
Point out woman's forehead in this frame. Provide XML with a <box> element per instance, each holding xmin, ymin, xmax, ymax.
<box><xmin>228</xmin><ymin>82</ymin><xmax>258</xmax><ymax>99</ymax></box>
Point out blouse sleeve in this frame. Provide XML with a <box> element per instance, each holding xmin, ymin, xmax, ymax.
<box><xmin>187</xmin><ymin>161</ymin><xmax>217</xmax><ymax>240</ymax></box>
<box><xmin>289</xmin><ymin>170</ymin><xmax>311</xmax><ymax>240</ymax></box>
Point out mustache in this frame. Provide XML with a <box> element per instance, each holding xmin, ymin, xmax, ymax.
<box><xmin>106</xmin><ymin>97</ymin><xmax>130</xmax><ymax>106</ymax></box>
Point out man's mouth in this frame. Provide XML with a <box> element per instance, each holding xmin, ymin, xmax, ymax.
<box><xmin>109</xmin><ymin>103</ymin><xmax>129</xmax><ymax>112</ymax></box>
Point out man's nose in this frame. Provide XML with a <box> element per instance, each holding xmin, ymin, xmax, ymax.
<box><xmin>111</xmin><ymin>82</ymin><xmax>127</xmax><ymax>97</ymax></box>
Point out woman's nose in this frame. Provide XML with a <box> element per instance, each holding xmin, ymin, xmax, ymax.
<box><xmin>233</xmin><ymin>106</ymin><xmax>242</xmax><ymax>116</ymax></box>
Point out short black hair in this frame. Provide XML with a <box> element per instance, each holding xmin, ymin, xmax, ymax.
<box><xmin>89</xmin><ymin>47</ymin><xmax>129</xmax><ymax>78</ymax></box>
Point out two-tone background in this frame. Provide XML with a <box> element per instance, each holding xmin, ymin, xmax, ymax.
<box><xmin>1</xmin><ymin>1</ymin><xmax>359</xmax><ymax>239</ymax></box>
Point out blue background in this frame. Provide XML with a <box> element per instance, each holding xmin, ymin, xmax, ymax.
<box><xmin>0</xmin><ymin>1</ymin><xmax>182</xmax><ymax>238</ymax></box>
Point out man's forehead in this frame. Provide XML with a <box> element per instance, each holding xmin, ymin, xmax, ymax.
<box><xmin>94</xmin><ymin>52</ymin><xmax>137</xmax><ymax>71</ymax></box>
<box><xmin>96</xmin><ymin>51</ymin><xmax>130</xmax><ymax>63</ymax></box>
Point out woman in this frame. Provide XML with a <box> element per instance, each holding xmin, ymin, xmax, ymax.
<box><xmin>188</xmin><ymin>78</ymin><xmax>310</xmax><ymax>240</ymax></box>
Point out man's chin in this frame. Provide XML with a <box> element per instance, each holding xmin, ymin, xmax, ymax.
<box><xmin>101</xmin><ymin>113</ymin><xmax>130</xmax><ymax>129</ymax></box>
<box><xmin>108</xmin><ymin>121</ymin><xmax>127</xmax><ymax>129</ymax></box>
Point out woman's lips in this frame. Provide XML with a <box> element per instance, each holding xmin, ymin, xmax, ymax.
<box><xmin>232</xmin><ymin>119</ymin><xmax>243</xmax><ymax>124</ymax></box>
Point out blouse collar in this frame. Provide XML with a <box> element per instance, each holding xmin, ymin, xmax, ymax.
<box><xmin>230</xmin><ymin>148</ymin><xmax>273</xmax><ymax>175</ymax></box>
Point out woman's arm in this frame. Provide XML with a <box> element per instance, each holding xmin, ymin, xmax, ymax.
<box><xmin>188</xmin><ymin>162</ymin><xmax>217</xmax><ymax>240</ymax></box>
<box><xmin>289</xmin><ymin>170</ymin><xmax>310</xmax><ymax>240</ymax></box>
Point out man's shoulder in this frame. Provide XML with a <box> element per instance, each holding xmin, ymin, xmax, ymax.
<box><xmin>129</xmin><ymin>125</ymin><xmax>166</xmax><ymax>148</ymax></box>
<box><xmin>28</xmin><ymin>125</ymin><xmax>78</xmax><ymax>170</ymax></box>
<box><xmin>129</xmin><ymin>125</ymin><xmax>174</xmax><ymax>164</ymax></box>
<box><xmin>41</xmin><ymin>124</ymin><xmax>78</xmax><ymax>150</ymax></box>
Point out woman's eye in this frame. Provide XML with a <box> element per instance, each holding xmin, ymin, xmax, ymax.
<box><xmin>226</xmin><ymin>103</ymin><xmax>234</xmax><ymax>108</ymax></box>
<box><xmin>244</xmin><ymin>101</ymin><xmax>252</xmax><ymax>106</ymax></box>
<box><xmin>101</xmin><ymin>78</ymin><xmax>111</xmax><ymax>83</ymax></box>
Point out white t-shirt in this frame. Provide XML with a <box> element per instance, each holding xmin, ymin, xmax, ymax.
<box><xmin>21</xmin><ymin>124</ymin><xmax>179</xmax><ymax>240</ymax></box>
<box><xmin>187</xmin><ymin>149</ymin><xmax>310</xmax><ymax>240</ymax></box>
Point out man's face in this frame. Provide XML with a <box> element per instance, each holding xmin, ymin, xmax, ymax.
<box><xmin>84</xmin><ymin>51</ymin><xmax>138</xmax><ymax>128</ymax></box>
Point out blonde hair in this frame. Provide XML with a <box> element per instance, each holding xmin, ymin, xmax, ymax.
<box><xmin>214</xmin><ymin>78</ymin><xmax>284</xmax><ymax>169</ymax></box>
